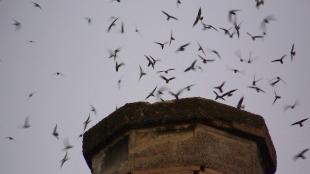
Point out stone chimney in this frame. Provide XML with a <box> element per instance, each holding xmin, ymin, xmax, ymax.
<box><xmin>83</xmin><ymin>97</ymin><xmax>276</xmax><ymax>174</ymax></box>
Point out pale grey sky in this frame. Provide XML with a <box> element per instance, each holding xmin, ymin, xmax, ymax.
<box><xmin>0</xmin><ymin>0</ymin><xmax>310</xmax><ymax>174</ymax></box>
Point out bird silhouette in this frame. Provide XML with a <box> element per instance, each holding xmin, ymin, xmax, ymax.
<box><xmin>213</xmin><ymin>91</ymin><xmax>225</xmax><ymax>101</ymax></box>
<box><xmin>272</xmin><ymin>90</ymin><xmax>281</xmax><ymax>105</ymax></box>
<box><xmin>115</xmin><ymin>61</ymin><xmax>125</xmax><ymax>72</ymax></box>
<box><xmin>176</xmin><ymin>42</ymin><xmax>190</xmax><ymax>52</ymax></box>
<box><xmin>198</xmin><ymin>55</ymin><xmax>215</xmax><ymax>64</ymax></box>
<box><xmin>154</xmin><ymin>41</ymin><xmax>168</xmax><ymax>50</ymax></box>
<box><xmin>219</xmin><ymin>27</ymin><xmax>232</xmax><ymax>36</ymax></box>
<box><xmin>139</xmin><ymin>65</ymin><xmax>147</xmax><ymax>80</ymax></box>
<box><xmin>201</xmin><ymin>22</ymin><xmax>218</xmax><ymax>31</ymax></box>
<box><xmin>161</xmin><ymin>10</ymin><xmax>178</xmax><ymax>21</ymax></box>
<box><xmin>169</xmin><ymin>30</ymin><xmax>175</xmax><ymax>46</ymax></box>
<box><xmin>21</xmin><ymin>116</ymin><xmax>31</xmax><ymax>129</ymax></box>
<box><xmin>248</xmin><ymin>86</ymin><xmax>265</xmax><ymax>93</ymax></box>
<box><xmin>31</xmin><ymin>2</ymin><xmax>42</xmax><ymax>10</ymax></box>
<box><xmin>54</xmin><ymin>72</ymin><xmax>64</xmax><ymax>77</ymax></box>
<box><xmin>90</xmin><ymin>105</ymin><xmax>97</xmax><ymax>115</ymax></box>
<box><xmin>85</xmin><ymin>17</ymin><xmax>92</xmax><ymax>24</ymax></box>
<box><xmin>108</xmin><ymin>47</ymin><xmax>121</xmax><ymax>60</ymax></box>
<box><xmin>169</xmin><ymin>89</ymin><xmax>184</xmax><ymax>100</ymax></box>
<box><xmin>13</xmin><ymin>19</ymin><xmax>21</xmax><ymax>30</ymax></box>
<box><xmin>193</xmin><ymin>7</ymin><xmax>203</xmax><ymax>27</ymax></box>
<box><xmin>107</xmin><ymin>17</ymin><xmax>119</xmax><ymax>32</ymax></box>
<box><xmin>83</xmin><ymin>114</ymin><xmax>91</xmax><ymax>131</ymax></box>
<box><xmin>269</xmin><ymin>76</ymin><xmax>286</xmax><ymax>87</ymax></box>
<box><xmin>236</xmin><ymin>96</ymin><xmax>245</xmax><ymax>109</ymax></box>
<box><xmin>197</xmin><ymin>42</ymin><xmax>207</xmax><ymax>56</ymax></box>
<box><xmin>62</xmin><ymin>138</ymin><xmax>74</xmax><ymax>151</ymax></box>
<box><xmin>145</xmin><ymin>86</ymin><xmax>157</xmax><ymax>100</ymax></box>
<box><xmin>176</xmin><ymin>0</ymin><xmax>181</xmax><ymax>8</ymax></box>
<box><xmin>60</xmin><ymin>152</ymin><xmax>69</xmax><ymax>168</ymax></box>
<box><xmin>290</xmin><ymin>44</ymin><xmax>296</xmax><ymax>61</ymax></box>
<box><xmin>5</xmin><ymin>137</ymin><xmax>14</xmax><ymax>141</ymax></box>
<box><xmin>246</xmin><ymin>32</ymin><xmax>264</xmax><ymax>41</ymax></box>
<box><xmin>255</xmin><ymin>0</ymin><xmax>264</xmax><ymax>9</ymax></box>
<box><xmin>234</xmin><ymin>21</ymin><xmax>242</xmax><ymax>38</ymax></box>
<box><xmin>228</xmin><ymin>9</ymin><xmax>240</xmax><ymax>23</ymax></box>
<box><xmin>252</xmin><ymin>74</ymin><xmax>262</xmax><ymax>86</ymax></box>
<box><xmin>271</xmin><ymin>54</ymin><xmax>286</xmax><ymax>64</ymax></box>
<box><xmin>52</xmin><ymin>124</ymin><xmax>59</xmax><ymax>140</ymax></box>
<box><xmin>159</xmin><ymin>75</ymin><xmax>176</xmax><ymax>84</ymax></box>
<box><xmin>183</xmin><ymin>84</ymin><xmax>195</xmax><ymax>91</ymax></box>
<box><xmin>209</xmin><ymin>49</ymin><xmax>221</xmax><ymax>59</ymax></box>
<box><xmin>157</xmin><ymin>68</ymin><xmax>175</xmax><ymax>74</ymax></box>
<box><xmin>284</xmin><ymin>100</ymin><xmax>299</xmax><ymax>112</ymax></box>
<box><xmin>214</xmin><ymin>81</ymin><xmax>225</xmax><ymax>93</ymax></box>
<box><xmin>120</xmin><ymin>21</ymin><xmax>125</xmax><ymax>34</ymax></box>
<box><xmin>261</xmin><ymin>15</ymin><xmax>276</xmax><ymax>35</ymax></box>
<box><xmin>291</xmin><ymin>118</ymin><xmax>308</xmax><ymax>127</ymax></box>
<box><xmin>228</xmin><ymin>67</ymin><xmax>244</xmax><ymax>74</ymax></box>
<box><xmin>156</xmin><ymin>86</ymin><xmax>169</xmax><ymax>99</ymax></box>
<box><xmin>293</xmin><ymin>149</ymin><xmax>309</xmax><ymax>161</ymax></box>
<box><xmin>184</xmin><ymin>59</ymin><xmax>197</xmax><ymax>72</ymax></box>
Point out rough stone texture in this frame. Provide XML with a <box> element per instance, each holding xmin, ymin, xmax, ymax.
<box><xmin>83</xmin><ymin>97</ymin><xmax>277</xmax><ymax>174</ymax></box>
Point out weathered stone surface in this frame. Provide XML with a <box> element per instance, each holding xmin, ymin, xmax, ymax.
<box><xmin>83</xmin><ymin>97</ymin><xmax>276</xmax><ymax>174</ymax></box>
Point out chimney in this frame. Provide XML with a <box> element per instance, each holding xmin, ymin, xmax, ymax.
<box><xmin>83</xmin><ymin>97</ymin><xmax>276</xmax><ymax>174</ymax></box>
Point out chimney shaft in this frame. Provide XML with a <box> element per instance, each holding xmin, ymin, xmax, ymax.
<box><xmin>83</xmin><ymin>97</ymin><xmax>276</xmax><ymax>174</ymax></box>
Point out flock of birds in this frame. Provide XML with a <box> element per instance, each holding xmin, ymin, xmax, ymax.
<box><xmin>1</xmin><ymin>0</ymin><xmax>309</xmax><ymax>173</ymax></box>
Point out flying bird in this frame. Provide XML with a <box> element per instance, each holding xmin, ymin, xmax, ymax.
<box><xmin>234</xmin><ymin>21</ymin><xmax>242</xmax><ymax>38</ymax></box>
<box><xmin>255</xmin><ymin>0</ymin><xmax>264</xmax><ymax>9</ymax></box>
<box><xmin>90</xmin><ymin>105</ymin><xmax>97</xmax><ymax>115</ymax></box>
<box><xmin>85</xmin><ymin>17</ymin><xmax>92</xmax><ymax>24</ymax></box>
<box><xmin>252</xmin><ymin>74</ymin><xmax>262</xmax><ymax>86</ymax></box>
<box><xmin>176</xmin><ymin>0</ymin><xmax>181</xmax><ymax>7</ymax></box>
<box><xmin>139</xmin><ymin>65</ymin><xmax>147</xmax><ymax>80</ymax></box>
<box><xmin>197</xmin><ymin>42</ymin><xmax>207</xmax><ymax>56</ymax></box>
<box><xmin>198</xmin><ymin>55</ymin><xmax>215</xmax><ymax>64</ymax></box>
<box><xmin>214</xmin><ymin>81</ymin><xmax>225</xmax><ymax>93</ymax></box>
<box><xmin>54</xmin><ymin>72</ymin><xmax>64</xmax><ymax>77</ymax></box>
<box><xmin>209</xmin><ymin>49</ymin><xmax>221</xmax><ymax>59</ymax></box>
<box><xmin>145</xmin><ymin>86</ymin><xmax>157</xmax><ymax>100</ymax></box>
<box><xmin>293</xmin><ymin>149</ymin><xmax>309</xmax><ymax>161</ymax></box>
<box><xmin>193</xmin><ymin>7</ymin><xmax>203</xmax><ymax>27</ymax></box>
<box><xmin>21</xmin><ymin>116</ymin><xmax>31</xmax><ymax>129</ymax></box>
<box><xmin>236</xmin><ymin>96</ymin><xmax>245</xmax><ymax>109</ymax></box>
<box><xmin>83</xmin><ymin>114</ymin><xmax>91</xmax><ymax>131</ymax></box>
<box><xmin>248</xmin><ymin>86</ymin><xmax>265</xmax><ymax>93</ymax></box>
<box><xmin>184</xmin><ymin>60</ymin><xmax>197</xmax><ymax>72</ymax></box>
<box><xmin>213</xmin><ymin>91</ymin><xmax>225</xmax><ymax>101</ymax></box>
<box><xmin>246</xmin><ymin>32</ymin><xmax>264</xmax><ymax>41</ymax></box>
<box><xmin>183</xmin><ymin>84</ymin><xmax>195</xmax><ymax>91</ymax></box>
<box><xmin>228</xmin><ymin>9</ymin><xmax>240</xmax><ymax>23</ymax></box>
<box><xmin>107</xmin><ymin>17</ymin><xmax>119</xmax><ymax>32</ymax></box>
<box><xmin>31</xmin><ymin>2</ymin><xmax>42</xmax><ymax>10</ymax></box>
<box><xmin>120</xmin><ymin>21</ymin><xmax>125</xmax><ymax>34</ymax></box>
<box><xmin>202</xmin><ymin>23</ymin><xmax>218</xmax><ymax>31</ymax></box>
<box><xmin>169</xmin><ymin>30</ymin><xmax>175</xmax><ymax>46</ymax></box>
<box><xmin>52</xmin><ymin>124</ymin><xmax>59</xmax><ymax>140</ymax></box>
<box><xmin>291</xmin><ymin>118</ymin><xmax>309</xmax><ymax>127</ymax></box>
<box><xmin>261</xmin><ymin>15</ymin><xmax>276</xmax><ymax>35</ymax></box>
<box><xmin>290</xmin><ymin>44</ymin><xmax>296</xmax><ymax>61</ymax></box>
<box><xmin>63</xmin><ymin>138</ymin><xmax>74</xmax><ymax>151</ymax></box>
<box><xmin>5</xmin><ymin>137</ymin><xmax>14</xmax><ymax>141</ymax></box>
<box><xmin>154</xmin><ymin>41</ymin><xmax>168</xmax><ymax>50</ymax></box>
<box><xmin>271</xmin><ymin>55</ymin><xmax>286</xmax><ymax>64</ymax></box>
<box><xmin>115</xmin><ymin>61</ymin><xmax>125</xmax><ymax>72</ymax></box>
<box><xmin>272</xmin><ymin>90</ymin><xmax>281</xmax><ymax>105</ymax></box>
<box><xmin>13</xmin><ymin>20</ymin><xmax>21</xmax><ymax>30</ymax></box>
<box><xmin>159</xmin><ymin>75</ymin><xmax>176</xmax><ymax>84</ymax></box>
<box><xmin>60</xmin><ymin>152</ymin><xmax>69</xmax><ymax>168</ymax></box>
<box><xmin>269</xmin><ymin>76</ymin><xmax>286</xmax><ymax>87</ymax></box>
<box><xmin>161</xmin><ymin>10</ymin><xmax>178</xmax><ymax>21</ymax></box>
<box><xmin>157</xmin><ymin>68</ymin><xmax>175</xmax><ymax>74</ymax></box>
<box><xmin>169</xmin><ymin>89</ymin><xmax>184</xmax><ymax>100</ymax></box>
<box><xmin>284</xmin><ymin>100</ymin><xmax>299</xmax><ymax>112</ymax></box>
<box><xmin>176</xmin><ymin>42</ymin><xmax>190</xmax><ymax>52</ymax></box>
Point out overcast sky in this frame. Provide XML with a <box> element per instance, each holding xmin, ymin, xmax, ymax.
<box><xmin>0</xmin><ymin>0</ymin><xmax>310</xmax><ymax>174</ymax></box>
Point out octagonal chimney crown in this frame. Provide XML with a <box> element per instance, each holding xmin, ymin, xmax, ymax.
<box><xmin>83</xmin><ymin>97</ymin><xmax>276</xmax><ymax>174</ymax></box>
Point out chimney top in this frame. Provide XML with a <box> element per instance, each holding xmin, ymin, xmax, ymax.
<box><xmin>83</xmin><ymin>97</ymin><xmax>276</xmax><ymax>173</ymax></box>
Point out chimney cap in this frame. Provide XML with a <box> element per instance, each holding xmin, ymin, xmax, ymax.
<box><xmin>83</xmin><ymin>97</ymin><xmax>276</xmax><ymax>173</ymax></box>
